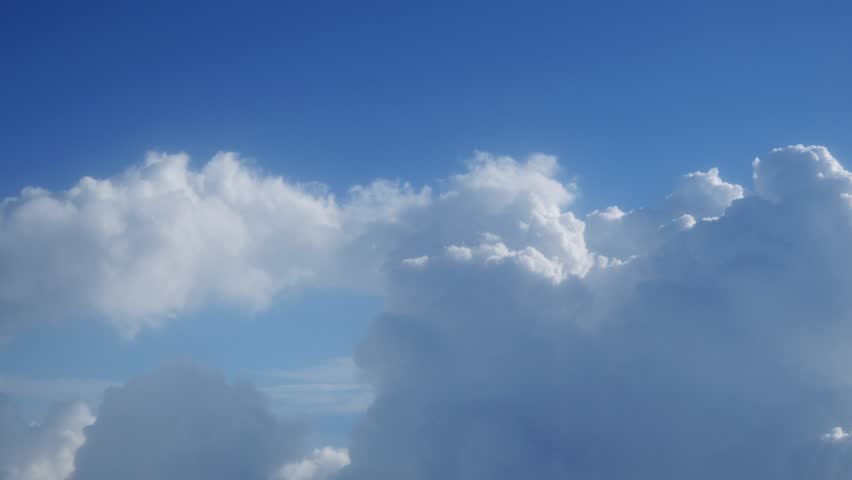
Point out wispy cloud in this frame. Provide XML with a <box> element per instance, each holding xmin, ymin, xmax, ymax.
<box><xmin>255</xmin><ymin>358</ymin><xmax>373</xmax><ymax>416</ymax></box>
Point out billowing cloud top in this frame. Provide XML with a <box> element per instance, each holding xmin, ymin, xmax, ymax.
<box><xmin>340</xmin><ymin>145</ymin><xmax>852</xmax><ymax>479</ymax></box>
<box><xmin>0</xmin><ymin>152</ymin><xmax>429</xmax><ymax>336</ymax></box>
<box><xmin>5</xmin><ymin>145</ymin><xmax>852</xmax><ymax>478</ymax></box>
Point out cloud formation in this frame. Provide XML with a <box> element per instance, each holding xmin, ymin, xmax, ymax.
<box><xmin>0</xmin><ymin>152</ymin><xmax>429</xmax><ymax>337</ymax></box>
<box><xmin>338</xmin><ymin>145</ymin><xmax>852</xmax><ymax>479</ymax></box>
<box><xmin>7</xmin><ymin>145</ymin><xmax>852</xmax><ymax>478</ymax></box>
<box><xmin>69</xmin><ymin>363</ymin><xmax>307</xmax><ymax>480</ymax></box>
<box><xmin>0</xmin><ymin>397</ymin><xmax>94</xmax><ymax>480</ymax></box>
<box><xmin>275</xmin><ymin>447</ymin><xmax>350</xmax><ymax>480</ymax></box>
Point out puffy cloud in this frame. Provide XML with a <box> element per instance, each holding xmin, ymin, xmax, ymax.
<box><xmin>667</xmin><ymin>167</ymin><xmax>745</xmax><ymax>218</ymax></box>
<box><xmin>10</xmin><ymin>145</ymin><xmax>852</xmax><ymax>478</ymax></box>
<box><xmin>275</xmin><ymin>447</ymin><xmax>350</xmax><ymax>480</ymax></box>
<box><xmin>385</xmin><ymin>152</ymin><xmax>594</xmax><ymax>287</ymax></box>
<box><xmin>0</xmin><ymin>152</ymin><xmax>429</xmax><ymax>337</ymax></box>
<box><xmin>585</xmin><ymin>166</ymin><xmax>744</xmax><ymax>259</ymax></box>
<box><xmin>823</xmin><ymin>427</ymin><xmax>850</xmax><ymax>443</ymax></box>
<box><xmin>0</xmin><ymin>397</ymin><xmax>94</xmax><ymax>480</ymax></box>
<box><xmin>337</xmin><ymin>145</ymin><xmax>852</xmax><ymax>479</ymax></box>
<box><xmin>753</xmin><ymin>144</ymin><xmax>852</xmax><ymax>202</ymax></box>
<box><xmin>69</xmin><ymin>363</ymin><xmax>306</xmax><ymax>480</ymax></box>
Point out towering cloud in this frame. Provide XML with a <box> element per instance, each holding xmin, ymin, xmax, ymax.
<box><xmin>338</xmin><ymin>145</ymin><xmax>852</xmax><ymax>479</ymax></box>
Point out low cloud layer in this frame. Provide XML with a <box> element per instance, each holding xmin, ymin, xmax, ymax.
<box><xmin>68</xmin><ymin>363</ymin><xmax>307</xmax><ymax>480</ymax></box>
<box><xmin>0</xmin><ymin>365</ymin><xmax>351</xmax><ymax>480</ymax></box>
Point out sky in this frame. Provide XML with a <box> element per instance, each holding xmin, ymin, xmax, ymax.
<box><xmin>4</xmin><ymin>2</ymin><xmax>852</xmax><ymax>479</ymax></box>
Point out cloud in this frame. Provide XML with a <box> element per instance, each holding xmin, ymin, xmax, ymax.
<box><xmin>753</xmin><ymin>145</ymin><xmax>852</xmax><ymax>202</ymax></box>
<box><xmin>274</xmin><ymin>447</ymin><xmax>350</xmax><ymax>480</ymax></box>
<box><xmin>256</xmin><ymin>357</ymin><xmax>374</xmax><ymax>417</ymax></box>
<box><xmin>336</xmin><ymin>145</ymin><xmax>852</xmax><ymax>479</ymax></box>
<box><xmin>585</xmin><ymin>166</ymin><xmax>743</xmax><ymax>259</ymax></box>
<box><xmin>0</xmin><ymin>397</ymin><xmax>94</xmax><ymax>480</ymax></box>
<box><xmin>823</xmin><ymin>427</ymin><xmax>850</xmax><ymax>443</ymax></box>
<box><xmin>1</xmin><ymin>364</ymin><xmax>355</xmax><ymax>480</ymax></box>
<box><xmin>667</xmin><ymin>167</ymin><xmax>745</xmax><ymax>218</ymax></box>
<box><xmin>68</xmin><ymin>363</ymin><xmax>308</xmax><ymax>480</ymax></box>
<box><xmin>0</xmin><ymin>152</ymin><xmax>429</xmax><ymax>337</ymax></box>
<box><xmin>9</xmin><ymin>145</ymin><xmax>852</xmax><ymax>477</ymax></box>
<box><xmin>401</xmin><ymin>256</ymin><xmax>429</xmax><ymax>268</ymax></box>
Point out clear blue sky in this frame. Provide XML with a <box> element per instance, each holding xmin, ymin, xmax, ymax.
<box><xmin>3</xmin><ymin>2</ymin><xmax>852</xmax><ymax>208</ymax></box>
<box><xmin>3</xmin><ymin>0</ymin><xmax>852</xmax><ymax>452</ymax></box>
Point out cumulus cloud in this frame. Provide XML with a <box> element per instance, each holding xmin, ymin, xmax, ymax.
<box><xmin>585</xmin><ymin>165</ymin><xmax>743</xmax><ymax>259</ymax></box>
<box><xmin>9</xmin><ymin>145</ymin><xmax>852</xmax><ymax>478</ymax></box>
<box><xmin>336</xmin><ymin>145</ymin><xmax>852</xmax><ymax>479</ymax></box>
<box><xmin>1</xmin><ymin>364</ymin><xmax>355</xmax><ymax>480</ymax></box>
<box><xmin>0</xmin><ymin>397</ymin><xmax>94</xmax><ymax>480</ymax></box>
<box><xmin>0</xmin><ymin>152</ymin><xmax>429</xmax><ymax>337</ymax></box>
<box><xmin>69</xmin><ymin>363</ymin><xmax>307</xmax><ymax>480</ymax></box>
<box><xmin>668</xmin><ymin>167</ymin><xmax>745</xmax><ymax>218</ymax></box>
<box><xmin>275</xmin><ymin>447</ymin><xmax>350</xmax><ymax>480</ymax></box>
<box><xmin>753</xmin><ymin>145</ymin><xmax>852</xmax><ymax>202</ymax></box>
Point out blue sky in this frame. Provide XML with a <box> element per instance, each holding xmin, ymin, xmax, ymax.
<box><xmin>5</xmin><ymin>2</ymin><xmax>852</xmax><ymax>479</ymax></box>
<box><xmin>4</xmin><ymin>2</ymin><xmax>852</xmax><ymax>206</ymax></box>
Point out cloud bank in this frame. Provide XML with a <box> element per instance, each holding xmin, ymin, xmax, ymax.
<box><xmin>6</xmin><ymin>145</ymin><xmax>852</xmax><ymax>478</ymax></box>
<box><xmin>338</xmin><ymin>145</ymin><xmax>852</xmax><ymax>479</ymax></box>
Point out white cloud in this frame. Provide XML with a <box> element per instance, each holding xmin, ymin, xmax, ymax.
<box><xmin>10</xmin><ymin>145</ymin><xmax>852</xmax><ymax>478</ymax></box>
<box><xmin>585</xmin><ymin>166</ymin><xmax>743</xmax><ymax>260</ymax></box>
<box><xmin>753</xmin><ymin>144</ymin><xmax>852</xmax><ymax>202</ymax></box>
<box><xmin>401</xmin><ymin>256</ymin><xmax>429</xmax><ymax>268</ymax></box>
<box><xmin>445</xmin><ymin>245</ymin><xmax>473</xmax><ymax>261</ymax></box>
<box><xmin>667</xmin><ymin>167</ymin><xmax>745</xmax><ymax>218</ymax></box>
<box><xmin>0</xmin><ymin>152</ymin><xmax>429</xmax><ymax>337</ymax></box>
<box><xmin>275</xmin><ymin>447</ymin><xmax>350</xmax><ymax>480</ymax></box>
<box><xmin>337</xmin><ymin>146</ymin><xmax>852</xmax><ymax>479</ymax></box>
<box><xmin>672</xmin><ymin>213</ymin><xmax>697</xmax><ymax>231</ymax></box>
<box><xmin>0</xmin><ymin>399</ymin><xmax>94</xmax><ymax>480</ymax></box>
<box><xmin>823</xmin><ymin>427</ymin><xmax>850</xmax><ymax>443</ymax></box>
